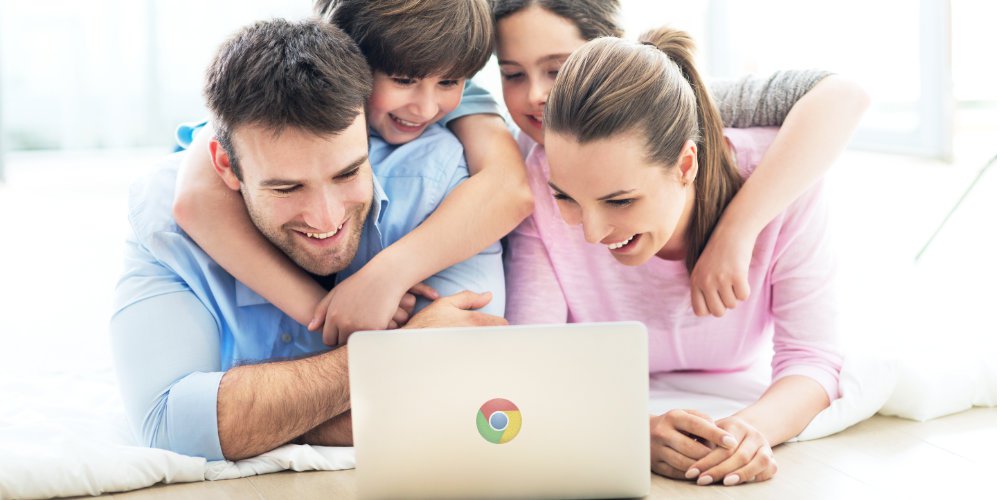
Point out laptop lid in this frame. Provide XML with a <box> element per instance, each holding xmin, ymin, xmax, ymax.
<box><xmin>348</xmin><ymin>321</ymin><xmax>650</xmax><ymax>499</ymax></box>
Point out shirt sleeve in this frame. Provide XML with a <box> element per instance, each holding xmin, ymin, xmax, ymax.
<box><xmin>768</xmin><ymin>180</ymin><xmax>844</xmax><ymax>402</ymax></box>
<box><xmin>441</xmin><ymin>79</ymin><xmax>501</xmax><ymax>125</ymax></box>
<box><xmin>110</xmin><ymin>239</ymin><xmax>226</xmax><ymax>460</ymax></box>
<box><xmin>416</xmin><ymin>157</ymin><xmax>507</xmax><ymax>317</ymax></box>
<box><xmin>709</xmin><ymin>69</ymin><xmax>833</xmax><ymax>128</ymax></box>
<box><xmin>503</xmin><ymin>215</ymin><xmax>569</xmax><ymax>324</ymax></box>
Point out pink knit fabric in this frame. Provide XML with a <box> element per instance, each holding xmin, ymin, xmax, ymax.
<box><xmin>505</xmin><ymin>128</ymin><xmax>842</xmax><ymax>401</ymax></box>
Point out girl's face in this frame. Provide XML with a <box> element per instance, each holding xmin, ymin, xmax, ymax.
<box><xmin>545</xmin><ymin>131</ymin><xmax>699</xmax><ymax>266</ymax></box>
<box><xmin>496</xmin><ymin>5</ymin><xmax>586</xmax><ymax>146</ymax></box>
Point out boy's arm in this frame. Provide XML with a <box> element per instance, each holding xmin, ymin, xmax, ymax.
<box><xmin>691</xmin><ymin>73</ymin><xmax>869</xmax><ymax>317</ymax></box>
<box><xmin>173</xmin><ymin>123</ymin><xmax>326</xmax><ymax>326</ymax></box>
<box><xmin>316</xmin><ymin>113</ymin><xmax>533</xmax><ymax>342</ymax></box>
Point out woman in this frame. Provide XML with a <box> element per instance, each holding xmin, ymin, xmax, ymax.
<box><xmin>502</xmin><ymin>18</ymin><xmax>851</xmax><ymax>489</ymax></box>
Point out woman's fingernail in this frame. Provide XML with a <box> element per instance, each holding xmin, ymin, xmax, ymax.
<box><xmin>697</xmin><ymin>475</ymin><xmax>713</xmax><ymax>486</ymax></box>
<box><xmin>685</xmin><ymin>468</ymin><xmax>700</xmax><ymax>479</ymax></box>
<box><xmin>724</xmin><ymin>474</ymin><xmax>740</xmax><ymax>486</ymax></box>
<box><xmin>723</xmin><ymin>435</ymin><xmax>739</xmax><ymax>448</ymax></box>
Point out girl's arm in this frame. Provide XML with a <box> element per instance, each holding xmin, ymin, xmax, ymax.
<box><xmin>316</xmin><ymin>113</ymin><xmax>533</xmax><ymax>342</ymax></box>
<box><xmin>172</xmin><ymin>123</ymin><xmax>325</xmax><ymax>326</ymax></box>
<box><xmin>691</xmin><ymin>73</ymin><xmax>869</xmax><ymax>317</ymax></box>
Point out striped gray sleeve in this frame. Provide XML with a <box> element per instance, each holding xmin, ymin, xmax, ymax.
<box><xmin>709</xmin><ymin>69</ymin><xmax>834</xmax><ymax>128</ymax></box>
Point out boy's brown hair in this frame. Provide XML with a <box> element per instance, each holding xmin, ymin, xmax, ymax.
<box><xmin>315</xmin><ymin>0</ymin><xmax>493</xmax><ymax>79</ymax></box>
<box><xmin>203</xmin><ymin>18</ymin><xmax>372</xmax><ymax>179</ymax></box>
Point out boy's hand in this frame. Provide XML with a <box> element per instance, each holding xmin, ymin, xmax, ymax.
<box><xmin>387</xmin><ymin>283</ymin><xmax>439</xmax><ymax>329</ymax></box>
<box><xmin>309</xmin><ymin>268</ymin><xmax>439</xmax><ymax>347</ymax></box>
<box><xmin>686</xmin><ymin>416</ymin><xmax>777</xmax><ymax>487</ymax></box>
<box><xmin>650</xmin><ymin>409</ymin><xmax>738</xmax><ymax>479</ymax></box>
<box><xmin>689</xmin><ymin>227</ymin><xmax>754</xmax><ymax>317</ymax></box>
<box><xmin>404</xmin><ymin>291</ymin><xmax>507</xmax><ymax>329</ymax></box>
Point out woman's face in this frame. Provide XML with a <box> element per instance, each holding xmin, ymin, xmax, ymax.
<box><xmin>496</xmin><ymin>5</ymin><xmax>587</xmax><ymax>146</ymax></box>
<box><xmin>545</xmin><ymin>131</ymin><xmax>698</xmax><ymax>266</ymax></box>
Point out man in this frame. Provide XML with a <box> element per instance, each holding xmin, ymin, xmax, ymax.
<box><xmin>110</xmin><ymin>19</ymin><xmax>505</xmax><ymax>462</ymax></box>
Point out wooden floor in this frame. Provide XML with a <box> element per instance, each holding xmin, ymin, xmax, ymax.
<box><xmin>82</xmin><ymin>408</ymin><xmax>996</xmax><ymax>500</ymax></box>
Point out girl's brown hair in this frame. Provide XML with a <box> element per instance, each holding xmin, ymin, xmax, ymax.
<box><xmin>545</xmin><ymin>28</ymin><xmax>743</xmax><ymax>273</ymax></box>
<box><xmin>492</xmin><ymin>0</ymin><xmax>624</xmax><ymax>40</ymax></box>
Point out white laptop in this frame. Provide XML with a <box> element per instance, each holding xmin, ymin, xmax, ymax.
<box><xmin>348</xmin><ymin>321</ymin><xmax>650</xmax><ymax>499</ymax></box>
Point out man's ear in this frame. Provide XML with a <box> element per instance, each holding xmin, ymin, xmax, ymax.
<box><xmin>677</xmin><ymin>139</ymin><xmax>699</xmax><ymax>186</ymax></box>
<box><xmin>208</xmin><ymin>138</ymin><xmax>243</xmax><ymax>191</ymax></box>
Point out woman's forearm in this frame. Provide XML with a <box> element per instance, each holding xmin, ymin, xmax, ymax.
<box><xmin>732</xmin><ymin>375</ymin><xmax>831</xmax><ymax>446</ymax></box>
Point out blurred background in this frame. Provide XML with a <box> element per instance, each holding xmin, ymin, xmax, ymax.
<box><xmin>0</xmin><ymin>0</ymin><xmax>994</xmax><ymax>157</ymax></box>
<box><xmin>0</xmin><ymin>0</ymin><xmax>996</xmax><ymax>399</ymax></box>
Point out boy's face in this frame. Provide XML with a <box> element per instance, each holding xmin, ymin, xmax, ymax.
<box><xmin>366</xmin><ymin>71</ymin><xmax>465</xmax><ymax>145</ymax></box>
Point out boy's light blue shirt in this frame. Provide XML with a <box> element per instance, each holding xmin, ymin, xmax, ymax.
<box><xmin>112</xmin><ymin>122</ymin><xmax>504</xmax><ymax>461</ymax></box>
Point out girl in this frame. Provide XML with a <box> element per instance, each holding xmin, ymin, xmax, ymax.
<box><xmin>497</xmin><ymin>1</ymin><xmax>865</xmax><ymax>487</ymax></box>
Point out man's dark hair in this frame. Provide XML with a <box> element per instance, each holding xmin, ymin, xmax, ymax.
<box><xmin>314</xmin><ymin>0</ymin><xmax>493</xmax><ymax>80</ymax></box>
<box><xmin>204</xmin><ymin>18</ymin><xmax>373</xmax><ymax>180</ymax></box>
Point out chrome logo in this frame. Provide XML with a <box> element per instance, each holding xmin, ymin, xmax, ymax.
<box><xmin>476</xmin><ymin>398</ymin><xmax>521</xmax><ymax>444</ymax></box>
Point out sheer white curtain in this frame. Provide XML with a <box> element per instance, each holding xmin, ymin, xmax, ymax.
<box><xmin>0</xmin><ymin>0</ymin><xmax>311</xmax><ymax>152</ymax></box>
<box><xmin>623</xmin><ymin>0</ymin><xmax>984</xmax><ymax>160</ymax></box>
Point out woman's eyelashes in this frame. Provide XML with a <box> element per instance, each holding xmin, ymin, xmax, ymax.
<box><xmin>605</xmin><ymin>198</ymin><xmax>635</xmax><ymax>208</ymax></box>
<box><xmin>552</xmin><ymin>192</ymin><xmax>635</xmax><ymax>208</ymax></box>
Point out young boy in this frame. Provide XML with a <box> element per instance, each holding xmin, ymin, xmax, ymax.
<box><xmin>173</xmin><ymin>0</ymin><xmax>532</xmax><ymax>345</ymax></box>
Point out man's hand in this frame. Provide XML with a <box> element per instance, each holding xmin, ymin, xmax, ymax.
<box><xmin>687</xmin><ymin>416</ymin><xmax>777</xmax><ymax>487</ymax></box>
<box><xmin>404</xmin><ymin>291</ymin><xmax>507</xmax><ymax>329</ymax></box>
<box><xmin>386</xmin><ymin>283</ymin><xmax>439</xmax><ymax>329</ymax></box>
<box><xmin>309</xmin><ymin>268</ymin><xmax>440</xmax><ymax>346</ymax></box>
<box><xmin>650</xmin><ymin>409</ymin><xmax>739</xmax><ymax>479</ymax></box>
<box><xmin>689</xmin><ymin>227</ymin><xmax>754</xmax><ymax>317</ymax></box>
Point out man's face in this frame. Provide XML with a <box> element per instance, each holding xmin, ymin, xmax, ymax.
<box><xmin>216</xmin><ymin>113</ymin><xmax>373</xmax><ymax>276</ymax></box>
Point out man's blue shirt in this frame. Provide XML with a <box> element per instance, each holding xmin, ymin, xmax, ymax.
<box><xmin>111</xmin><ymin>124</ymin><xmax>504</xmax><ymax>460</ymax></box>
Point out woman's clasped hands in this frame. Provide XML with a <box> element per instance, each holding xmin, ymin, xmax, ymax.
<box><xmin>650</xmin><ymin>409</ymin><xmax>777</xmax><ymax>486</ymax></box>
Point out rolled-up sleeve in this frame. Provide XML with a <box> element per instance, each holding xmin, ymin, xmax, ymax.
<box><xmin>110</xmin><ymin>239</ymin><xmax>226</xmax><ymax>460</ymax></box>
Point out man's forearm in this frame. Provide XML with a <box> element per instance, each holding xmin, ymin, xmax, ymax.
<box><xmin>217</xmin><ymin>346</ymin><xmax>350</xmax><ymax>460</ymax></box>
<box><xmin>302</xmin><ymin>410</ymin><xmax>354</xmax><ymax>446</ymax></box>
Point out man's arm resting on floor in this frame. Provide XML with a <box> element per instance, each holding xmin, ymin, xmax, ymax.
<box><xmin>111</xmin><ymin>290</ymin><xmax>351</xmax><ymax>461</ymax></box>
<box><xmin>217</xmin><ymin>346</ymin><xmax>350</xmax><ymax>459</ymax></box>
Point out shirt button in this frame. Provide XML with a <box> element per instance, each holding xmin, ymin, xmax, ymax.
<box><xmin>281</xmin><ymin>333</ymin><xmax>292</xmax><ymax>343</ymax></box>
